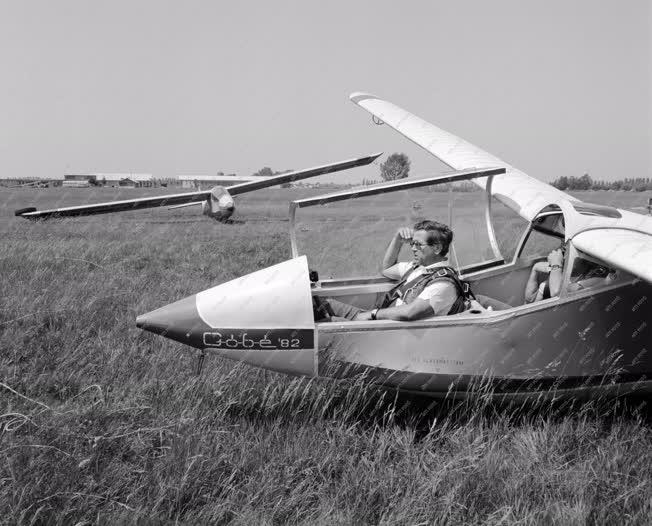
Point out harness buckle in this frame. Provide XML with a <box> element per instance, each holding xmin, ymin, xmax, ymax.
<box><xmin>436</xmin><ymin>269</ymin><xmax>448</xmax><ymax>278</ymax></box>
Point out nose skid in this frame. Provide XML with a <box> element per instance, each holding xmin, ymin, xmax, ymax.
<box><xmin>137</xmin><ymin>256</ymin><xmax>317</xmax><ymax>377</ymax></box>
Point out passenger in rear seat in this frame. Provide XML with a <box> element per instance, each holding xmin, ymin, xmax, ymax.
<box><xmin>524</xmin><ymin>246</ymin><xmax>565</xmax><ymax>303</ymax></box>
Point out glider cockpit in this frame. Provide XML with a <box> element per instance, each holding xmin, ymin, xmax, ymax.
<box><xmin>289</xmin><ymin>166</ymin><xmax>510</xmax><ymax>320</ymax></box>
<box><xmin>291</xmin><ymin>175</ymin><xmax>640</xmax><ymax>324</ymax></box>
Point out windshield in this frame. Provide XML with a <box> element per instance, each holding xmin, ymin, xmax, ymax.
<box><xmin>292</xmin><ymin>183</ymin><xmax>505</xmax><ymax>279</ymax></box>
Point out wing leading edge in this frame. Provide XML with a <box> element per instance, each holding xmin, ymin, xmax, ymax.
<box><xmin>349</xmin><ymin>92</ymin><xmax>577</xmax><ymax>222</ymax></box>
<box><xmin>15</xmin><ymin>190</ymin><xmax>212</xmax><ymax>218</ymax></box>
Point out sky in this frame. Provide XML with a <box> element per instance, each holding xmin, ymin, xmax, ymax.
<box><xmin>0</xmin><ymin>1</ymin><xmax>649</xmax><ymax>184</ymax></box>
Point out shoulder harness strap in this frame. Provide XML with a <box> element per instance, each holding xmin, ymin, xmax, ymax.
<box><xmin>379</xmin><ymin>265</ymin><xmax>474</xmax><ymax>310</ymax></box>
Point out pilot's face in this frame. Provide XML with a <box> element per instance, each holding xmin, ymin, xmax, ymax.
<box><xmin>410</xmin><ymin>230</ymin><xmax>441</xmax><ymax>266</ymax></box>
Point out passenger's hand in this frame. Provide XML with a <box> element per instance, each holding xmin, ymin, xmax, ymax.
<box><xmin>353</xmin><ymin>311</ymin><xmax>374</xmax><ymax>321</ymax></box>
<box><xmin>395</xmin><ymin>227</ymin><xmax>414</xmax><ymax>243</ymax></box>
<box><xmin>547</xmin><ymin>249</ymin><xmax>564</xmax><ymax>267</ymax></box>
<box><xmin>533</xmin><ymin>261</ymin><xmax>550</xmax><ymax>273</ymax></box>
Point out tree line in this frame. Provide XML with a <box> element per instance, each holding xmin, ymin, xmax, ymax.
<box><xmin>552</xmin><ymin>174</ymin><xmax>652</xmax><ymax>192</ymax></box>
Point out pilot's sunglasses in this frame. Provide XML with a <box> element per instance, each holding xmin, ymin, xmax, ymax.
<box><xmin>409</xmin><ymin>240</ymin><xmax>432</xmax><ymax>250</ymax></box>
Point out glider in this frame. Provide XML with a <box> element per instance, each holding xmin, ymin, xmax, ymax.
<box><xmin>136</xmin><ymin>93</ymin><xmax>652</xmax><ymax>399</ymax></box>
<box><xmin>14</xmin><ymin>153</ymin><xmax>381</xmax><ymax>222</ymax></box>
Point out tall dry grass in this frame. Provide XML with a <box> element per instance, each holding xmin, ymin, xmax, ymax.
<box><xmin>1</xmin><ymin>188</ymin><xmax>651</xmax><ymax>524</ymax></box>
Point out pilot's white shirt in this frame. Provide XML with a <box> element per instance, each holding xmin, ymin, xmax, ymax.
<box><xmin>382</xmin><ymin>260</ymin><xmax>458</xmax><ymax>316</ymax></box>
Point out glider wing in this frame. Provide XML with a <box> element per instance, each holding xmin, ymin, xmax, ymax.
<box><xmin>226</xmin><ymin>153</ymin><xmax>382</xmax><ymax>196</ymax></box>
<box><xmin>572</xmin><ymin>227</ymin><xmax>652</xmax><ymax>284</ymax></box>
<box><xmin>15</xmin><ymin>190</ymin><xmax>212</xmax><ymax>219</ymax></box>
<box><xmin>350</xmin><ymin>92</ymin><xmax>577</xmax><ymax>221</ymax></box>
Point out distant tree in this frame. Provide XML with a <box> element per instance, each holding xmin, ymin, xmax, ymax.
<box><xmin>380</xmin><ymin>153</ymin><xmax>410</xmax><ymax>181</ymax></box>
<box><xmin>591</xmin><ymin>179</ymin><xmax>604</xmax><ymax>190</ymax></box>
<box><xmin>577</xmin><ymin>173</ymin><xmax>593</xmax><ymax>190</ymax></box>
<box><xmin>252</xmin><ymin>167</ymin><xmax>274</xmax><ymax>177</ymax></box>
<box><xmin>252</xmin><ymin>167</ymin><xmax>293</xmax><ymax>186</ymax></box>
<box><xmin>552</xmin><ymin>176</ymin><xmax>569</xmax><ymax>190</ymax></box>
<box><xmin>610</xmin><ymin>180</ymin><xmax>622</xmax><ymax>191</ymax></box>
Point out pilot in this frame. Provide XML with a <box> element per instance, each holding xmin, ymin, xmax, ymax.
<box><xmin>317</xmin><ymin>220</ymin><xmax>470</xmax><ymax>321</ymax></box>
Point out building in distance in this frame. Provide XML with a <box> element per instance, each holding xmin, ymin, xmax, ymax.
<box><xmin>63</xmin><ymin>173</ymin><xmax>154</xmax><ymax>188</ymax></box>
<box><xmin>177</xmin><ymin>174</ymin><xmax>272</xmax><ymax>189</ymax></box>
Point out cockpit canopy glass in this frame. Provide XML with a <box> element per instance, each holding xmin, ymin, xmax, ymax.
<box><xmin>568</xmin><ymin>250</ymin><xmax>633</xmax><ymax>293</ymax></box>
<box><xmin>520</xmin><ymin>212</ymin><xmax>565</xmax><ymax>259</ymax></box>
<box><xmin>531</xmin><ymin>213</ymin><xmax>565</xmax><ymax>238</ymax></box>
<box><xmin>292</xmin><ymin>183</ymin><xmax>503</xmax><ymax>279</ymax></box>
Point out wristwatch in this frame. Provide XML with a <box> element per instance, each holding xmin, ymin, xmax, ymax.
<box><xmin>371</xmin><ymin>308</ymin><xmax>379</xmax><ymax>320</ymax></box>
<box><xmin>550</xmin><ymin>264</ymin><xmax>562</xmax><ymax>270</ymax></box>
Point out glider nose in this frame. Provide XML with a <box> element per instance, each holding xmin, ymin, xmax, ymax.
<box><xmin>136</xmin><ymin>294</ymin><xmax>210</xmax><ymax>348</ymax></box>
<box><xmin>136</xmin><ymin>256</ymin><xmax>317</xmax><ymax>377</ymax></box>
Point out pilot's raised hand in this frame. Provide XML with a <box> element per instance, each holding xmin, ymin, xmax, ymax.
<box><xmin>396</xmin><ymin>227</ymin><xmax>414</xmax><ymax>243</ymax></box>
<box><xmin>547</xmin><ymin>249</ymin><xmax>564</xmax><ymax>268</ymax></box>
<box><xmin>383</xmin><ymin>227</ymin><xmax>415</xmax><ymax>271</ymax></box>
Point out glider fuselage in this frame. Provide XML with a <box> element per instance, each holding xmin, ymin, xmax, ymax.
<box><xmin>316</xmin><ymin>265</ymin><xmax>651</xmax><ymax>398</ymax></box>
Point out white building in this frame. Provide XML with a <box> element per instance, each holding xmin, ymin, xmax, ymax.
<box><xmin>63</xmin><ymin>173</ymin><xmax>154</xmax><ymax>188</ymax></box>
<box><xmin>177</xmin><ymin>174</ymin><xmax>272</xmax><ymax>189</ymax></box>
<box><xmin>93</xmin><ymin>173</ymin><xmax>154</xmax><ymax>187</ymax></box>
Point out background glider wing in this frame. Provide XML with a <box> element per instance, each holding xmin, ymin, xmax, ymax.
<box><xmin>225</xmin><ymin>153</ymin><xmax>382</xmax><ymax>196</ymax></box>
<box><xmin>168</xmin><ymin>202</ymin><xmax>203</xmax><ymax>210</ymax></box>
<box><xmin>350</xmin><ymin>92</ymin><xmax>577</xmax><ymax>221</ymax></box>
<box><xmin>15</xmin><ymin>153</ymin><xmax>382</xmax><ymax>219</ymax></box>
<box><xmin>15</xmin><ymin>190</ymin><xmax>212</xmax><ymax>219</ymax></box>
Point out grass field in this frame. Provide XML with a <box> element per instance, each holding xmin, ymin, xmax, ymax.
<box><xmin>1</xmin><ymin>187</ymin><xmax>651</xmax><ymax>524</ymax></box>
